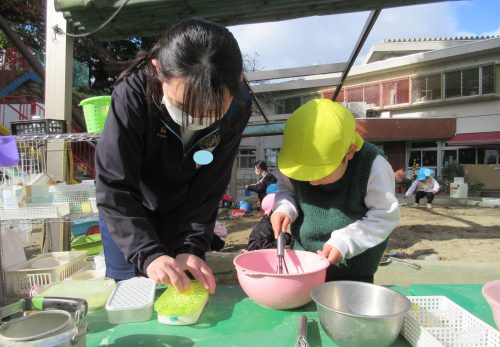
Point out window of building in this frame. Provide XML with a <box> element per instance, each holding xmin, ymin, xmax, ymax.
<box><xmin>458</xmin><ymin>148</ymin><xmax>476</xmax><ymax>164</ymax></box>
<box><xmin>408</xmin><ymin>141</ymin><xmax>439</xmax><ymax>177</ymax></box>
<box><xmin>410</xmin><ymin>141</ymin><xmax>437</xmax><ymax>149</ymax></box>
<box><xmin>444</xmin><ymin>64</ymin><xmax>495</xmax><ymax>98</ymax></box>
<box><xmin>275</xmin><ymin>96</ymin><xmax>302</xmax><ymax>114</ymax></box>
<box><xmin>478</xmin><ymin>148</ymin><xmax>499</xmax><ymax>164</ymax></box>
<box><xmin>443</xmin><ymin>150</ymin><xmax>457</xmax><ymax>166</ymax></box>
<box><xmin>264</xmin><ymin>148</ymin><xmax>280</xmax><ymax>168</ymax></box>
<box><xmin>422</xmin><ymin>150</ymin><xmax>437</xmax><ymax>166</ymax></box>
<box><xmin>482</xmin><ymin>65</ymin><xmax>495</xmax><ymax>95</ymax></box>
<box><xmin>237</xmin><ymin>148</ymin><xmax>256</xmax><ymax>168</ymax></box>
<box><xmin>411</xmin><ymin>73</ymin><xmax>442</xmax><ymax>103</ymax></box>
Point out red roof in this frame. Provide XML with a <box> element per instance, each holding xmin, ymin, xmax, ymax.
<box><xmin>447</xmin><ymin>131</ymin><xmax>500</xmax><ymax>146</ymax></box>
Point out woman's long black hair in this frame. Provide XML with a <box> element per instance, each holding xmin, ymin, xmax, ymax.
<box><xmin>116</xmin><ymin>18</ymin><xmax>243</xmax><ymax>123</ymax></box>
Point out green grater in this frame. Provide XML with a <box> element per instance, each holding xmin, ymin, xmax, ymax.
<box><xmin>154</xmin><ymin>281</ymin><xmax>209</xmax><ymax>325</ymax></box>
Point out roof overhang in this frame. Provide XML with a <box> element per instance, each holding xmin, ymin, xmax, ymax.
<box><xmin>54</xmin><ymin>0</ymin><xmax>454</xmax><ymax>41</ymax></box>
<box><xmin>448</xmin><ymin>131</ymin><xmax>500</xmax><ymax>146</ymax></box>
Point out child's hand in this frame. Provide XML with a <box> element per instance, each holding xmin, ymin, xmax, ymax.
<box><xmin>317</xmin><ymin>245</ymin><xmax>343</xmax><ymax>264</ymax></box>
<box><xmin>270</xmin><ymin>212</ymin><xmax>291</xmax><ymax>239</ymax></box>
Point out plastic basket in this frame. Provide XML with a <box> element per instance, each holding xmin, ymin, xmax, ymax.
<box><xmin>0</xmin><ymin>203</ymin><xmax>70</xmax><ymax>220</ymax></box>
<box><xmin>10</xmin><ymin>119</ymin><xmax>67</xmax><ymax>135</ymax></box>
<box><xmin>78</xmin><ymin>95</ymin><xmax>111</xmax><ymax>133</ymax></box>
<box><xmin>71</xmin><ymin>233</ymin><xmax>103</xmax><ymax>256</ymax></box>
<box><xmin>402</xmin><ymin>296</ymin><xmax>500</xmax><ymax>347</ymax></box>
<box><xmin>48</xmin><ymin>184</ymin><xmax>95</xmax><ymax>214</ymax></box>
<box><xmin>4</xmin><ymin>251</ymin><xmax>88</xmax><ymax>296</ymax></box>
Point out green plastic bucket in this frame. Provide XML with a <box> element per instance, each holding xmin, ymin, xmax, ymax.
<box><xmin>78</xmin><ymin>95</ymin><xmax>111</xmax><ymax>133</ymax></box>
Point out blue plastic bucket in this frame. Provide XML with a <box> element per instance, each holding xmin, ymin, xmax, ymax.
<box><xmin>239</xmin><ymin>201</ymin><xmax>252</xmax><ymax>211</ymax></box>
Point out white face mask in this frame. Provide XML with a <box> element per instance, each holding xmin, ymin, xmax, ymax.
<box><xmin>162</xmin><ymin>96</ymin><xmax>216</xmax><ymax>131</ymax></box>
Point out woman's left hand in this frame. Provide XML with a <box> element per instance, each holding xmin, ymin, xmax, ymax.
<box><xmin>317</xmin><ymin>244</ymin><xmax>343</xmax><ymax>264</ymax></box>
<box><xmin>176</xmin><ymin>253</ymin><xmax>216</xmax><ymax>295</ymax></box>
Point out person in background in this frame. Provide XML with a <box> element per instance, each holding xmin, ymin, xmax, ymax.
<box><xmin>271</xmin><ymin>99</ymin><xmax>400</xmax><ymax>283</ymax></box>
<box><xmin>247</xmin><ymin>193</ymin><xmax>291</xmax><ymax>251</ymax></box>
<box><xmin>405</xmin><ymin>167</ymin><xmax>440</xmax><ymax>209</ymax></box>
<box><xmin>210</xmin><ymin>221</ymin><xmax>227</xmax><ymax>251</ymax></box>
<box><xmin>245</xmin><ymin>160</ymin><xmax>277</xmax><ymax>203</ymax></box>
<box><xmin>95</xmin><ymin>18</ymin><xmax>251</xmax><ymax>294</ymax></box>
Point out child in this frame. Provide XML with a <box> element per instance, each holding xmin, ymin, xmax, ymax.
<box><xmin>405</xmin><ymin>167</ymin><xmax>440</xmax><ymax>209</ymax></box>
<box><xmin>247</xmin><ymin>193</ymin><xmax>291</xmax><ymax>251</ymax></box>
<box><xmin>271</xmin><ymin>99</ymin><xmax>400</xmax><ymax>283</ymax></box>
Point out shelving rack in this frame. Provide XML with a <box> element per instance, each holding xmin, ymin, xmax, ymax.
<box><xmin>0</xmin><ymin>133</ymin><xmax>99</xmax><ymax>305</ymax></box>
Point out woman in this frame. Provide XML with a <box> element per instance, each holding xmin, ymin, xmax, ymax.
<box><xmin>245</xmin><ymin>160</ymin><xmax>277</xmax><ymax>202</ymax></box>
<box><xmin>95</xmin><ymin>18</ymin><xmax>251</xmax><ymax>294</ymax></box>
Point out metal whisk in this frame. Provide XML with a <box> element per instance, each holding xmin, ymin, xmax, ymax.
<box><xmin>276</xmin><ymin>232</ymin><xmax>289</xmax><ymax>274</ymax></box>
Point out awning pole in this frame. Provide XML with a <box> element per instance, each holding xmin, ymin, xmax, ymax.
<box><xmin>332</xmin><ymin>9</ymin><xmax>381</xmax><ymax>101</ymax></box>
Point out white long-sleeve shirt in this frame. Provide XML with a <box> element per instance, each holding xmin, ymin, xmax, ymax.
<box><xmin>405</xmin><ymin>177</ymin><xmax>440</xmax><ymax>197</ymax></box>
<box><xmin>273</xmin><ymin>155</ymin><xmax>400</xmax><ymax>261</ymax></box>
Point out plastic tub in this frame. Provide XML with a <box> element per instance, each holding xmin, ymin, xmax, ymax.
<box><xmin>0</xmin><ymin>136</ymin><xmax>19</xmax><ymax>167</ymax></box>
<box><xmin>71</xmin><ymin>234</ymin><xmax>103</xmax><ymax>256</ymax></box>
<box><xmin>231</xmin><ymin>209</ymin><xmax>246</xmax><ymax>218</ymax></box>
<box><xmin>106</xmin><ymin>277</ymin><xmax>156</xmax><ymax>324</ymax></box>
<box><xmin>35</xmin><ymin>279</ymin><xmax>116</xmax><ymax>311</ymax></box>
<box><xmin>78</xmin><ymin>95</ymin><xmax>111</xmax><ymax>133</ymax></box>
<box><xmin>233</xmin><ymin>249</ymin><xmax>329</xmax><ymax>309</ymax></box>
<box><xmin>238</xmin><ymin>201</ymin><xmax>252</xmax><ymax>211</ymax></box>
<box><xmin>483</xmin><ymin>279</ymin><xmax>500</xmax><ymax>330</ymax></box>
<box><xmin>154</xmin><ymin>281</ymin><xmax>209</xmax><ymax>325</ymax></box>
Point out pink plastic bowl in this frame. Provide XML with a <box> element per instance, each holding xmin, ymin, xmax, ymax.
<box><xmin>233</xmin><ymin>249</ymin><xmax>329</xmax><ymax>310</ymax></box>
<box><xmin>483</xmin><ymin>280</ymin><xmax>500</xmax><ymax>330</ymax></box>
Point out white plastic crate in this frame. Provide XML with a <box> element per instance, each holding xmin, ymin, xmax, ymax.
<box><xmin>402</xmin><ymin>296</ymin><xmax>500</xmax><ymax>347</ymax></box>
<box><xmin>88</xmin><ymin>197</ymin><xmax>98</xmax><ymax>214</ymax></box>
<box><xmin>49</xmin><ymin>184</ymin><xmax>95</xmax><ymax>214</ymax></box>
<box><xmin>4</xmin><ymin>251</ymin><xmax>88</xmax><ymax>295</ymax></box>
<box><xmin>106</xmin><ymin>277</ymin><xmax>156</xmax><ymax>324</ymax></box>
<box><xmin>0</xmin><ymin>203</ymin><xmax>70</xmax><ymax>220</ymax></box>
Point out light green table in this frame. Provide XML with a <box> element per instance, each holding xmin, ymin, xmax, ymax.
<box><xmin>85</xmin><ymin>284</ymin><xmax>493</xmax><ymax>346</ymax></box>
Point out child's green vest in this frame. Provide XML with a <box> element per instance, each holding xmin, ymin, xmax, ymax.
<box><xmin>290</xmin><ymin>142</ymin><xmax>388</xmax><ymax>277</ymax></box>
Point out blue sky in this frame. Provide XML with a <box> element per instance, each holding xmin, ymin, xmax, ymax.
<box><xmin>228</xmin><ymin>0</ymin><xmax>500</xmax><ymax>70</ymax></box>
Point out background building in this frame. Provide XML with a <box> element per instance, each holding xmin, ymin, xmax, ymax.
<box><xmin>236</xmin><ymin>36</ymin><xmax>500</xmax><ymax>201</ymax></box>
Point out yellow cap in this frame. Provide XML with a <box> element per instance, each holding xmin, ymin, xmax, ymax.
<box><xmin>278</xmin><ymin>99</ymin><xmax>364</xmax><ymax>181</ymax></box>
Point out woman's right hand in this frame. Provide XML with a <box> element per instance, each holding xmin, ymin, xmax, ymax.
<box><xmin>146</xmin><ymin>255</ymin><xmax>192</xmax><ymax>292</ymax></box>
<box><xmin>270</xmin><ymin>212</ymin><xmax>291</xmax><ymax>239</ymax></box>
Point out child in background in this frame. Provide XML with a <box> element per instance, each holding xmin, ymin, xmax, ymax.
<box><xmin>247</xmin><ymin>193</ymin><xmax>291</xmax><ymax>251</ymax></box>
<box><xmin>405</xmin><ymin>167</ymin><xmax>440</xmax><ymax>209</ymax></box>
<box><xmin>271</xmin><ymin>99</ymin><xmax>400</xmax><ymax>283</ymax></box>
<box><xmin>210</xmin><ymin>221</ymin><xmax>227</xmax><ymax>251</ymax></box>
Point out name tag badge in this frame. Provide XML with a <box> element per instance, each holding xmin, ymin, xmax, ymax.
<box><xmin>193</xmin><ymin>150</ymin><xmax>214</xmax><ymax>166</ymax></box>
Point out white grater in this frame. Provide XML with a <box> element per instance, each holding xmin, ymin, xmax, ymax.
<box><xmin>105</xmin><ymin>277</ymin><xmax>156</xmax><ymax>324</ymax></box>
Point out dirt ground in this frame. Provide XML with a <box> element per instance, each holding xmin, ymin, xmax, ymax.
<box><xmin>219</xmin><ymin>206</ymin><xmax>500</xmax><ymax>262</ymax></box>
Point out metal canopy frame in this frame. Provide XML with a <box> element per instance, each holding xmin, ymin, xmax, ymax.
<box><xmin>243</xmin><ymin>9</ymin><xmax>380</xmax><ymax>124</ymax></box>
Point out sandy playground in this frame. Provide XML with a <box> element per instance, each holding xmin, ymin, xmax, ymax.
<box><xmin>219</xmin><ymin>205</ymin><xmax>500</xmax><ymax>262</ymax></box>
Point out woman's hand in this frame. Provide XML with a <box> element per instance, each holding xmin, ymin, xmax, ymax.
<box><xmin>317</xmin><ymin>244</ymin><xmax>343</xmax><ymax>264</ymax></box>
<box><xmin>146</xmin><ymin>255</ymin><xmax>192</xmax><ymax>292</ymax></box>
<box><xmin>176</xmin><ymin>253</ymin><xmax>216</xmax><ymax>295</ymax></box>
<box><xmin>244</xmin><ymin>184</ymin><xmax>249</xmax><ymax>189</ymax></box>
<box><xmin>146</xmin><ymin>254</ymin><xmax>216</xmax><ymax>294</ymax></box>
<box><xmin>270</xmin><ymin>212</ymin><xmax>291</xmax><ymax>239</ymax></box>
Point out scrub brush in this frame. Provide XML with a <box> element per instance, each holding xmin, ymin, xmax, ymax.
<box><xmin>154</xmin><ymin>281</ymin><xmax>209</xmax><ymax>325</ymax></box>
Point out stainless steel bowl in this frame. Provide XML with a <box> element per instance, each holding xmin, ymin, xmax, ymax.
<box><xmin>311</xmin><ymin>281</ymin><xmax>411</xmax><ymax>347</ymax></box>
